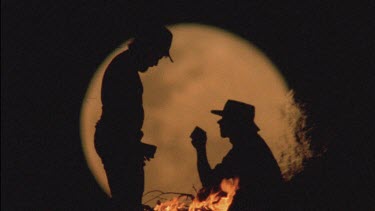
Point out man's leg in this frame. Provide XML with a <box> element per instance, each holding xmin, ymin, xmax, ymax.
<box><xmin>103</xmin><ymin>155</ymin><xmax>144</xmax><ymax>210</ymax></box>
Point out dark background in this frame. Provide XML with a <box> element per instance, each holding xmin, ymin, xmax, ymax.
<box><xmin>2</xmin><ymin>1</ymin><xmax>374</xmax><ymax>210</ymax></box>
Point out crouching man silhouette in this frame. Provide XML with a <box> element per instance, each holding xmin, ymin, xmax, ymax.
<box><xmin>190</xmin><ymin>100</ymin><xmax>283</xmax><ymax>210</ymax></box>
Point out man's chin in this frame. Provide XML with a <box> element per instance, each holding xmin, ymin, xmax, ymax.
<box><xmin>139</xmin><ymin>67</ymin><xmax>149</xmax><ymax>73</ymax></box>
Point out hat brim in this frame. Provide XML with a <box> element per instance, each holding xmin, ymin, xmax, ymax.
<box><xmin>168</xmin><ymin>55</ymin><xmax>174</xmax><ymax>63</ymax></box>
<box><xmin>164</xmin><ymin>52</ymin><xmax>174</xmax><ymax>63</ymax></box>
<box><xmin>252</xmin><ymin>123</ymin><xmax>260</xmax><ymax>131</ymax></box>
<box><xmin>211</xmin><ymin>110</ymin><xmax>223</xmax><ymax>116</ymax></box>
<box><xmin>211</xmin><ymin>110</ymin><xmax>260</xmax><ymax>131</ymax></box>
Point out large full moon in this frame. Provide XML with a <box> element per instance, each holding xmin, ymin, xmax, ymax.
<box><xmin>80</xmin><ymin>23</ymin><xmax>309</xmax><ymax>204</ymax></box>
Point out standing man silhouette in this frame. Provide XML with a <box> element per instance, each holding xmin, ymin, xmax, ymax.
<box><xmin>94</xmin><ymin>25</ymin><xmax>173</xmax><ymax>210</ymax></box>
<box><xmin>190</xmin><ymin>100</ymin><xmax>283</xmax><ymax>210</ymax></box>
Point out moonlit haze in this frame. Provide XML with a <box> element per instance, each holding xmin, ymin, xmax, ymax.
<box><xmin>80</xmin><ymin>24</ymin><xmax>311</xmax><ymax>204</ymax></box>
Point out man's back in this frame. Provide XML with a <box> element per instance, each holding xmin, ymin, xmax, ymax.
<box><xmin>225</xmin><ymin>134</ymin><xmax>282</xmax><ymax>210</ymax></box>
<box><xmin>95</xmin><ymin>51</ymin><xmax>145</xmax><ymax>164</ymax></box>
<box><xmin>204</xmin><ymin>133</ymin><xmax>282</xmax><ymax>210</ymax></box>
<box><xmin>99</xmin><ymin>51</ymin><xmax>144</xmax><ymax>134</ymax></box>
<box><xmin>213</xmin><ymin>134</ymin><xmax>282</xmax><ymax>188</ymax></box>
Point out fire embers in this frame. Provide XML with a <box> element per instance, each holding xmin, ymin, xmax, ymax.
<box><xmin>153</xmin><ymin>178</ymin><xmax>239</xmax><ymax>211</ymax></box>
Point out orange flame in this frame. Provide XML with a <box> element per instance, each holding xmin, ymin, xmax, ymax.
<box><xmin>154</xmin><ymin>178</ymin><xmax>239</xmax><ymax>211</ymax></box>
<box><xmin>153</xmin><ymin>197</ymin><xmax>187</xmax><ymax>211</ymax></box>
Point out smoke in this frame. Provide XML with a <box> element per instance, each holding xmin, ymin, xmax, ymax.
<box><xmin>276</xmin><ymin>90</ymin><xmax>313</xmax><ymax>181</ymax></box>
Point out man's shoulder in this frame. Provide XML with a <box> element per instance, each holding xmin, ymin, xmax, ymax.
<box><xmin>112</xmin><ymin>50</ymin><xmax>130</xmax><ymax>60</ymax></box>
<box><xmin>107</xmin><ymin>51</ymin><xmax>135</xmax><ymax>71</ymax></box>
<box><xmin>221</xmin><ymin>149</ymin><xmax>239</xmax><ymax>164</ymax></box>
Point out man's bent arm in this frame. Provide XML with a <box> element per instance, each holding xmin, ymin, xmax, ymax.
<box><xmin>196</xmin><ymin>147</ymin><xmax>213</xmax><ymax>187</ymax></box>
<box><xmin>191</xmin><ymin>127</ymin><xmax>214</xmax><ymax>187</ymax></box>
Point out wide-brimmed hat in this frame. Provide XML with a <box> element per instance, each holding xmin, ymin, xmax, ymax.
<box><xmin>211</xmin><ymin>100</ymin><xmax>260</xmax><ymax>130</ymax></box>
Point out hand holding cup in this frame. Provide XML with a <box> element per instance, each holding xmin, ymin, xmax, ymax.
<box><xmin>190</xmin><ymin>126</ymin><xmax>207</xmax><ymax>150</ymax></box>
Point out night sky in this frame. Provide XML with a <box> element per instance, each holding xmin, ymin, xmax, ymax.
<box><xmin>2</xmin><ymin>1</ymin><xmax>374</xmax><ymax>210</ymax></box>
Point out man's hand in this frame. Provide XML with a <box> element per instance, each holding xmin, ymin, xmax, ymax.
<box><xmin>190</xmin><ymin>126</ymin><xmax>207</xmax><ymax>150</ymax></box>
<box><xmin>142</xmin><ymin>143</ymin><xmax>157</xmax><ymax>161</ymax></box>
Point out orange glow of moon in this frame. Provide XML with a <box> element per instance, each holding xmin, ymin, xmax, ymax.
<box><xmin>80</xmin><ymin>23</ymin><xmax>310</xmax><ymax>202</ymax></box>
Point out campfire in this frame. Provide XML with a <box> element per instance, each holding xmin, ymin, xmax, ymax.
<box><xmin>146</xmin><ymin>177</ymin><xmax>239</xmax><ymax>211</ymax></box>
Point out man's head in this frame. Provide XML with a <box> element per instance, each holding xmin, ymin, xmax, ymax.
<box><xmin>128</xmin><ymin>25</ymin><xmax>173</xmax><ymax>72</ymax></box>
<box><xmin>211</xmin><ymin>100</ymin><xmax>260</xmax><ymax>138</ymax></box>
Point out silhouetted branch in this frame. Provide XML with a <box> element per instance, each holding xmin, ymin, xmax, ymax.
<box><xmin>143</xmin><ymin>190</ymin><xmax>195</xmax><ymax>205</ymax></box>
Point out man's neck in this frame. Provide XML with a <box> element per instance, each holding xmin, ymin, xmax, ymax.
<box><xmin>229</xmin><ymin>132</ymin><xmax>259</xmax><ymax>147</ymax></box>
<box><xmin>126</xmin><ymin>51</ymin><xmax>147</xmax><ymax>72</ymax></box>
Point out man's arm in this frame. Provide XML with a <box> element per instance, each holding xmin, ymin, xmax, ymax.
<box><xmin>190</xmin><ymin>127</ymin><xmax>213</xmax><ymax>187</ymax></box>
